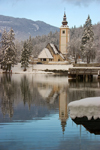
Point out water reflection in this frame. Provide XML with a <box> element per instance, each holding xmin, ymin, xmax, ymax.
<box><xmin>33</xmin><ymin>74</ymin><xmax>69</xmax><ymax>133</ymax></box>
<box><xmin>20</xmin><ymin>75</ymin><xmax>32</xmax><ymax>108</ymax></box>
<box><xmin>0</xmin><ymin>74</ymin><xmax>100</xmax><ymax>149</ymax></box>
<box><xmin>0</xmin><ymin>74</ymin><xmax>100</xmax><ymax>123</ymax></box>
<box><xmin>0</xmin><ymin>74</ymin><xmax>18</xmax><ymax>118</ymax></box>
<box><xmin>68</xmin><ymin>78</ymin><xmax>100</xmax><ymax>103</ymax></box>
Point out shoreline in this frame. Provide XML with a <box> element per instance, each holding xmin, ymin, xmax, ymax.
<box><xmin>0</xmin><ymin>63</ymin><xmax>72</xmax><ymax>74</ymax></box>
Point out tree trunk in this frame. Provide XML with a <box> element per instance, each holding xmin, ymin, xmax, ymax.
<box><xmin>87</xmin><ymin>56</ymin><xmax>90</xmax><ymax>64</ymax></box>
<box><xmin>75</xmin><ymin>57</ymin><xmax>77</xmax><ymax>64</ymax></box>
<box><xmin>24</xmin><ymin>67</ymin><xmax>26</xmax><ymax>71</ymax></box>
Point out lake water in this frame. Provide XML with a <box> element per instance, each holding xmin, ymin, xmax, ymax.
<box><xmin>0</xmin><ymin>74</ymin><xmax>100</xmax><ymax>150</ymax></box>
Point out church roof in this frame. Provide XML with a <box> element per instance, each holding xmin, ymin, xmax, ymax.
<box><xmin>38</xmin><ymin>87</ymin><xmax>53</xmax><ymax>99</ymax></box>
<box><xmin>38</xmin><ymin>48</ymin><xmax>53</xmax><ymax>59</ymax></box>
<box><xmin>50</xmin><ymin>43</ymin><xmax>59</xmax><ymax>54</ymax></box>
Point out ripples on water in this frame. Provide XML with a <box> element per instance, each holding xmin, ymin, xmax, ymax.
<box><xmin>0</xmin><ymin>74</ymin><xmax>100</xmax><ymax>150</ymax></box>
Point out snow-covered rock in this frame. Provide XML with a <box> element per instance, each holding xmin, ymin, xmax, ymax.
<box><xmin>68</xmin><ymin>97</ymin><xmax>100</xmax><ymax>120</ymax></box>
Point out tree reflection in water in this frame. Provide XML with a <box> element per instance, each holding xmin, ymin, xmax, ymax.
<box><xmin>0</xmin><ymin>74</ymin><xmax>100</xmax><ymax>134</ymax></box>
<box><xmin>0</xmin><ymin>74</ymin><xmax>100</xmax><ymax>150</ymax></box>
<box><xmin>20</xmin><ymin>75</ymin><xmax>32</xmax><ymax>108</ymax></box>
<box><xmin>0</xmin><ymin>74</ymin><xmax>18</xmax><ymax>118</ymax></box>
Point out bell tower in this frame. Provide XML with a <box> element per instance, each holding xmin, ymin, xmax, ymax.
<box><xmin>59</xmin><ymin>12</ymin><xmax>69</xmax><ymax>58</ymax></box>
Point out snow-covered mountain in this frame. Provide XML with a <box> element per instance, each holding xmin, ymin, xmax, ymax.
<box><xmin>0</xmin><ymin>15</ymin><xmax>59</xmax><ymax>41</ymax></box>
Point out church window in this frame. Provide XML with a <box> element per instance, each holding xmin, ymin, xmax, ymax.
<box><xmin>62</xmin><ymin>30</ymin><xmax>65</xmax><ymax>34</ymax></box>
<box><xmin>62</xmin><ymin>112</ymin><xmax>64</xmax><ymax>116</ymax></box>
<box><xmin>43</xmin><ymin>58</ymin><xmax>46</xmax><ymax>61</ymax></box>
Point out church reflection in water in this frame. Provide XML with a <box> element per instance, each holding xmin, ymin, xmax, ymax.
<box><xmin>0</xmin><ymin>74</ymin><xmax>100</xmax><ymax>134</ymax></box>
<box><xmin>36</xmin><ymin>75</ymin><xmax>69</xmax><ymax>133</ymax></box>
<box><xmin>0</xmin><ymin>74</ymin><xmax>69</xmax><ymax>133</ymax></box>
<box><xmin>59</xmin><ymin>91</ymin><xmax>68</xmax><ymax>133</ymax></box>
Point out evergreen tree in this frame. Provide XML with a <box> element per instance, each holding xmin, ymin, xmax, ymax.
<box><xmin>8</xmin><ymin>28</ymin><xmax>15</xmax><ymax>49</ymax></box>
<box><xmin>21</xmin><ymin>41</ymin><xmax>29</xmax><ymax>71</ymax></box>
<box><xmin>0</xmin><ymin>29</ymin><xmax>8</xmax><ymax>58</ymax></box>
<box><xmin>2</xmin><ymin>47</ymin><xmax>16</xmax><ymax>71</ymax></box>
<box><xmin>27</xmin><ymin>36</ymin><xmax>33</xmax><ymax>57</ymax></box>
<box><xmin>1</xmin><ymin>28</ymin><xmax>16</xmax><ymax>71</ymax></box>
<box><xmin>80</xmin><ymin>15</ymin><xmax>95</xmax><ymax>63</ymax></box>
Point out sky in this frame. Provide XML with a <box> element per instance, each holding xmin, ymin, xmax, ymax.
<box><xmin>0</xmin><ymin>0</ymin><xmax>100</xmax><ymax>28</ymax></box>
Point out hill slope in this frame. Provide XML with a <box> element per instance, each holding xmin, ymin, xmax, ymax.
<box><xmin>0</xmin><ymin>15</ymin><xmax>59</xmax><ymax>40</ymax></box>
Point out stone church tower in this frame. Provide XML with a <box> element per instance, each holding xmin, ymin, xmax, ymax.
<box><xmin>59</xmin><ymin>12</ymin><xmax>69</xmax><ymax>58</ymax></box>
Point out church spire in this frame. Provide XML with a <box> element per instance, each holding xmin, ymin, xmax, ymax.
<box><xmin>62</xmin><ymin>12</ymin><xmax>68</xmax><ymax>26</ymax></box>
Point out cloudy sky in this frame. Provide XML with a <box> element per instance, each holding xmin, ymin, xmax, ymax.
<box><xmin>0</xmin><ymin>0</ymin><xmax>99</xmax><ymax>28</ymax></box>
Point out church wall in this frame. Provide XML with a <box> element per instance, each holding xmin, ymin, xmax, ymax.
<box><xmin>59</xmin><ymin>27</ymin><xmax>69</xmax><ymax>55</ymax></box>
<box><xmin>53</xmin><ymin>54</ymin><xmax>64</xmax><ymax>61</ymax></box>
<box><xmin>38</xmin><ymin>58</ymin><xmax>50</xmax><ymax>64</ymax></box>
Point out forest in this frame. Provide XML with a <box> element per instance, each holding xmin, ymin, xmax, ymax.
<box><xmin>18</xmin><ymin>21</ymin><xmax>100</xmax><ymax>63</ymax></box>
<box><xmin>0</xmin><ymin>16</ymin><xmax>100</xmax><ymax>72</ymax></box>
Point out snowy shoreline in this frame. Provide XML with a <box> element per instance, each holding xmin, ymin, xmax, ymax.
<box><xmin>0</xmin><ymin>63</ymin><xmax>73</xmax><ymax>74</ymax></box>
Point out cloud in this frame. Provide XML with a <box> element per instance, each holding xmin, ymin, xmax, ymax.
<box><xmin>62</xmin><ymin>0</ymin><xmax>100</xmax><ymax>6</ymax></box>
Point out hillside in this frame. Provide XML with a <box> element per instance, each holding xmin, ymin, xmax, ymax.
<box><xmin>0</xmin><ymin>15</ymin><xmax>59</xmax><ymax>40</ymax></box>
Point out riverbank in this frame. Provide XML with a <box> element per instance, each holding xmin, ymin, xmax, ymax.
<box><xmin>0</xmin><ymin>63</ymin><xmax>73</xmax><ymax>74</ymax></box>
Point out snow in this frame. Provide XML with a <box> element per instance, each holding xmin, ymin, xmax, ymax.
<box><xmin>37</xmin><ymin>87</ymin><xmax>52</xmax><ymax>99</ymax></box>
<box><xmin>34</xmin><ymin>74</ymin><xmax>69</xmax><ymax>85</ymax></box>
<box><xmin>0</xmin><ymin>63</ymin><xmax>73</xmax><ymax>74</ymax></box>
<box><xmin>68</xmin><ymin>97</ymin><xmax>100</xmax><ymax>120</ymax></box>
<box><xmin>50</xmin><ymin>43</ymin><xmax>58</xmax><ymax>54</ymax></box>
<box><xmin>33</xmin><ymin>24</ymin><xmax>39</xmax><ymax>30</ymax></box>
<box><xmin>38</xmin><ymin>48</ymin><xmax>53</xmax><ymax>59</ymax></box>
<box><xmin>59</xmin><ymin>53</ymin><xmax>65</xmax><ymax>59</ymax></box>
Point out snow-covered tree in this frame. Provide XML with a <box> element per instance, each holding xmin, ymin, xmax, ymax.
<box><xmin>8</xmin><ymin>28</ymin><xmax>15</xmax><ymax>48</ymax></box>
<box><xmin>2</xmin><ymin>46</ymin><xmax>16</xmax><ymax>71</ymax></box>
<box><xmin>27</xmin><ymin>36</ymin><xmax>33</xmax><ymax>57</ymax></box>
<box><xmin>21</xmin><ymin>41</ymin><xmax>29</xmax><ymax>71</ymax></box>
<box><xmin>0</xmin><ymin>29</ymin><xmax>8</xmax><ymax>58</ymax></box>
<box><xmin>80</xmin><ymin>15</ymin><xmax>95</xmax><ymax>63</ymax></box>
<box><xmin>15</xmin><ymin>40</ymin><xmax>23</xmax><ymax>63</ymax></box>
<box><xmin>67</xmin><ymin>38</ymin><xmax>81</xmax><ymax>63</ymax></box>
<box><xmin>1</xmin><ymin>28</ymin><xmax>16</xmax><ymax>71</ymax></box>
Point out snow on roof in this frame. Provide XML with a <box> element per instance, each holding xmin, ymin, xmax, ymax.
<box><xmin>68</xmin><ymin>97</ymin><xmax>100</xmax><ymax>120</ymax></box>
<box><xmin>50</xmin><ymin>43</ymin><xmax>65</xmax><ymax>60</ymax></box>
<box><xmin>59</xmin><ymin>53</ymin><xmax>65</xmax><ymax>59</ymax></box>
<box><xmin>37</xmin><ymin>87</ymin><xmax>52</xmax><ymax>99</ymax></box>
<box><xmin>50</xmin><ymin>43</ymin><xmax>58</xmax><ymax>54</ymax></box>
<box><xmin>38</xmin><ymin>48</ymin><xmax>53</xmax><ymax>59</ymax></box>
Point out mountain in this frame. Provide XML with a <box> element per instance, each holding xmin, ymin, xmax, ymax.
<box><xmin>0</xmin><ymin>15</ymin><xmax>59</xmax><ymax>41</ymax></box>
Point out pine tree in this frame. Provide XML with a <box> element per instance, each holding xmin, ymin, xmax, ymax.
<box><xmin>28</xmin><ymin>36</ymin><xmax>33</xmax><ymax>57</ymax></box>
<box><xmin>3</xmin><ymin>47</ymin><xmax>16</xmax><ymax>71</ymax></box>
<box><xmin>1</xmin><ymin>29</ymin><xmax>8</xmax><ymax>58</ymax></box>
<box><xmin>80</xmin><ymin>15</ymin><xmax>95</xmax><ymax>63</ymax></box>
<box><xmin>1</xmin><ymin>28</ymin><xmax>16</xmax><ymax>71</ymax></box>
<box><xmin>8</xmin><ymin>28</ymin><xmax>15</xmax><ymax>49</ymax></box>
<box><xmin>21</xmin><ymin>42</ymin><xmax>29</xmax><ymax>71</ymax></box>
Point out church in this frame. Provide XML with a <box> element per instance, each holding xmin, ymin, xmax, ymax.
<box><xmin>38</xmin><ymin>12</ymin><xmax>69</xmax><ymax>64</ymax></box>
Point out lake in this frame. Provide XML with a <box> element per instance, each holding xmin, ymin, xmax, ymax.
<box><xmin>0</xmin><ymin>74</ymin><xmax>100</xmax><ymax>150</ymax></box>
